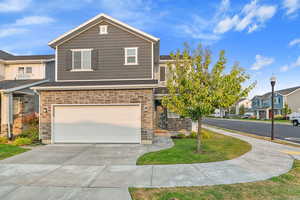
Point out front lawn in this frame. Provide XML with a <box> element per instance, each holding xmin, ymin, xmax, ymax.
<box><xmin>0</xmin><ymin>144</ymin><xmax>28</xmax><ymax>160</ymax></box>
<box><xmin>130</xmin><ymin>160</ymin><xmax>300</xmax><ymax>200</ymax></box>
<box><xmin>137</xmin><ymin>129</ymin><xmax>251</xmax><ymax>165</ymax></box>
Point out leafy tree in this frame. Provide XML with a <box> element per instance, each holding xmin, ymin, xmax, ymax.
<box><xmin>239</xmin><ymin>105</ymin><xmax>246</xmax><ymax>115</ymax></box>
<box><xmin>162</xmin><ymin>44</ymin><xmax>255</xmax><ymax>153</ymax></box>
<box><xmin>282</xmin><ymin>103</ymin><xmax>292</xmax><ymax>119</ymax></box>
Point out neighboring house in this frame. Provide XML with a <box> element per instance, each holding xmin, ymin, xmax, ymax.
<box><xmin>251</xmin><ymin>86</ymin><xmax>300</xmax><ymax>119</ymax></box>
<box><xmin>0</xmin><ymin>50</ymin><xmax>54</xmax><ymax>137</ymax></box>
<box><xmin>32</xmin><ymin>13</ymin><xmax>191</xmax><ymax>145</ymax></box>
<box><xmin>234</xmin><ymin>98</ymin><xmax>252</xmax><ymax>115</ymax></box>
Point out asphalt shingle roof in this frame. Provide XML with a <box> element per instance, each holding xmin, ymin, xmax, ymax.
<box><xmin>0</xmin><ymin>50</ymin><xmax>54</xmax><ymax>61</ymax></box>
<box><xmin>0</xmin><ymin>79</ymin><xmax>45</xmax><ymax>90</ymax></box>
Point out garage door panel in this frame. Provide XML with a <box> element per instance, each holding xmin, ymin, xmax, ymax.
<box><xmin>53</xmin><ymin>105</ymin><xmax>141</xmax><ymax>143</ymax></box>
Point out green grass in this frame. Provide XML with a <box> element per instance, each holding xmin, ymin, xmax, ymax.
<box><xmin>137</xmin><ymin>129</ymin><xmax>251</xmax><ymax>165</ymax></box>
<box><xmin>130</xmin><ymin>160</ymin><xmax>300</xmax><ymax>200</ymax></box>
<box><xmin>0</xmin><ymin>144</ymin><xmax>28</xmax><ymax>160</ymax></box>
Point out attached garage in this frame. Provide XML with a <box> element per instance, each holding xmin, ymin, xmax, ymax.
<box><xmin>52</xmin><ymin>104</ymin><xmax>141</xmax><ymax>144</ymax></box>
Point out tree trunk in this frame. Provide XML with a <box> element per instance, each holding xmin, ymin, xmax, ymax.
<box><xmin>197</xmin><ymin>116</ymin><xmax>202</xmax><ymax>153</ymax></box>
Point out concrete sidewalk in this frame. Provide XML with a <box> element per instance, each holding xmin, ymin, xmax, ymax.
<box><xmin>0</xmin><ymin>126</ymin><xmax>299</xmax><ymax>200</ymax></box>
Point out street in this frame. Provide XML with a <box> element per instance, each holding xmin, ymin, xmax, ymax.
<box><xmin>203</xmin><ymin>118</ymin><xmax>300</xmax><ymax>144</ymax></box>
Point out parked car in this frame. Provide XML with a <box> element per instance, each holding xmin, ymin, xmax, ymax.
<box><xmin>289</xmin><ymin>112</ymin><xmax>300</xmax><ymax>126</ymax></box>
<box><xmin>241</xmin><ymin>112</ymin><xmax>255</xmax><ymax>119</ymax></box>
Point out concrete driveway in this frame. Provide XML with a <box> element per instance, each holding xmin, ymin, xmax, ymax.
<box><xmin>0</xmin><ymin>138</ymin><xmax>172</xmax><ymax>200</ymax></box>
<box><xmin>0</xmin><ymin>128</ymin><xmax>298</xmax><ymax>200</ymax></box>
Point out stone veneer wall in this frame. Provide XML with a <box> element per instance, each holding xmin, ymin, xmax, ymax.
<box><xmin>39</xmin><ymin>89</ymin><xmax>154</xmax><ymax>144</ymax></box>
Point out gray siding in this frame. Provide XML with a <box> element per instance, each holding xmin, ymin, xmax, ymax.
<box><xmin>45</xmin><ymin>61</ymin><xmax>55</xmax><ymax>82</ymax></box>
<box><xmin>57</xmin><ymin>20</ymin><xmax>154</xmax><ymax>81</ymax></box>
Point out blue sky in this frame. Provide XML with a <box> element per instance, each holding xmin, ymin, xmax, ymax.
<box><xmin>0</xmin><ymin>0</ymin><xmax>300</xmax><ymax>97</ymax></box>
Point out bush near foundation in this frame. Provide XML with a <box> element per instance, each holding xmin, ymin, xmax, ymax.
<box><xmin>18</xmin><ymin>113</ymin><xmax>39</xmax><ymax>142</ymax></box>
<box><xmin>0</xmin><ymin>137</ymin><xmax>8</xmax><ymax>144</ymax></box>
<box><xmin>13</xmin><ymin>138</ymin><xmax>32</xmax><ymax>146</ymax></box>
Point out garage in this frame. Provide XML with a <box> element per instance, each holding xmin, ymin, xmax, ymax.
<box><xmin>52</xmin><ymin>104</ymin><xmax>141</xmax><ymax>144</ymax></box>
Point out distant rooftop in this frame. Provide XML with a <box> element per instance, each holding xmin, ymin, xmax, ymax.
<box><xmin>0</xmin><ymin>50</ymin><xmax>54</xmax><ymax>61</ymax></box>
<box><xmin>253</xmin><ymin>86</ymin><xmax>300</xmax><ymax>99</ymax></box>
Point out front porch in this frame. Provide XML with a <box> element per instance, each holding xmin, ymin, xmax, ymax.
<box><xmin>255</xmin><ymin>108</ymin><xmax>282</xmax><ymax>120</ymax></box>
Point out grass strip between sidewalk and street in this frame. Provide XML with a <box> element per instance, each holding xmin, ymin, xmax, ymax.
<box><xmin>205</xmin><ymin>125</ymin><xmax>300</xmax><ymax>148</ymax></box>
<box><xmin>130</xmin><ymin>160</ymin><xmax>300</xmax><ymax>200</ymax></box>
<box><xmin>137</xmin><ymin>129</ymin><xmax>251</xmax><ymax>165</ymax></box>
<box><xmin>0</xmin><ymin>144</ymin><xmax>29</xmax><ymax>160</ymax></box>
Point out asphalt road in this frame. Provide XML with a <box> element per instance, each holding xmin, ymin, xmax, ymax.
<box><xmin>203</xmin><ymin>118</ymin><xmax>300</xmax><ymax>144</ymax></box>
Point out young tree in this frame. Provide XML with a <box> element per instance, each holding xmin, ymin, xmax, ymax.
<box><xmin>282</xmin><ymin>103</ymin><xmax>292</xmax><ymax>119</ymax></box>
<box><xmin>162</xmin><ymin>44</ymin><xmax>255</xmax><ymax>153</ymax></box>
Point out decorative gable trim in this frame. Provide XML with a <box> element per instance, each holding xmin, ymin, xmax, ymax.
<box><xmin>48</xmin><ymin>13</ymin><xmax>159</xmax><ymax>47</ymax></box>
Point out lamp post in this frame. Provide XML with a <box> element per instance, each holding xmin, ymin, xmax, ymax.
<box><xmin>270</xmin><ymin>76</ymin><xmax>276</xmax><ymax>140</ymax></box>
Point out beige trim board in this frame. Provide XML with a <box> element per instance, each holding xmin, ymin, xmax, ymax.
<box><xmin>32</xmin><ymin>84</ymin><xmax>158</xmax><ymax>91</ymax></box>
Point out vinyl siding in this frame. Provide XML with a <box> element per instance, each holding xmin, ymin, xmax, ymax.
<box><xmin>4</xmin><ymin>63</ymin><xmax>45</xmax><ymax>80</ymax></box>
<box><xmin>57</xmin><ymin>20</ymin><xmax>153</xmax><ymax>81</ymax></box>
<box><xmin>286</xmin><ymin>90</ymin><xmax>300</xmax><ymax>113</ymax></box>
<box><xmin>45</xmin><ymin>61</ymin><xmax>55</xmax><ymax>82</ymax></box>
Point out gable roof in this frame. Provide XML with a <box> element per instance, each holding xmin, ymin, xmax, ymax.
<box><xmin>0</xmin><ymin>50</ymin><xmax>14</xmax><ymax>60</ymax></box>
<box><xmin>252</xmin><ymin>86</ymin><xmax>300</xmax><ymax>100</ymax></box>
<box><xmin>48</xmin><ymin>13</ymin><xmax>159</xmax><ymax>48</ymax></box>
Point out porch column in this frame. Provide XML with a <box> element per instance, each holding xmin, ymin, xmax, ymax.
<box><xmin>266</xmin><ymin>109</ymin><xmax>270</xmax><ymax>120</ymax></box>
<box><xmin>1</xmin><ymin>92</ymin><xmax>13</xmax><ymax>138</ymax></box>
<box><xmin>256</xmin><ymin>111</ymin><xmax>259</xmax><ymax>119</ymax></box>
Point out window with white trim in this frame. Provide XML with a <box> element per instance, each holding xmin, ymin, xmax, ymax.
<box><xmin>17</xmin><ymin>66</ymin><xmax>33</xmax><ymax>79</ymax></box>
<box><xmin>125</xmin><ymin>47</ymin><xmax>138</xmax><ymax>65</ymax></box>
<box><xmin>99</xmin><ymin>25</ymin><xmax>108</xmax><ymax>34</ymax></box>
<box><xmin>72</xmin><ymin>49</ymin><xmax>92</xmax><ymax>71</ymax></box>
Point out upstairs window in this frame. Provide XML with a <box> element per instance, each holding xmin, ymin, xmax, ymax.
<box><xmin>160</xmin><ymin>66</ymin><xmax>166</xmax><ymax>81</ymax></box>
<box><xmin>125</xmin><ymin>47</ymin><xmax>138</xmax><ymax>65</ymax></box>
<box><xmin>99</xmin><ymin>25</ymin><xmax>108</xmax><ymax>34</ymax></box>
<box><xmin>71</xmin><ymin>49</ymin><xmax>92</xmax><ymax>71</ymax></box>
<box><xmin>17</xmin><ymin>66</ymin><xmax>32</xmax><ymax>79</ymax></box>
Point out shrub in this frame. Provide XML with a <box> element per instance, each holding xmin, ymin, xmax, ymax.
<box><xmin>274</xmin><ymin>115</ymin><xmax>284</xmax><ymax>120</ymax></box>
<box><xmin>18</xmin><ymin>126</ymin><xmax>39</xmax><ymax>142</ymax></box>
<box><xmin>13</xmin><ymin>138</ymin><xmax>32</xmax><ymax>146</ymax></box>
<box><xmin>189</xmin><ymin>131</ymin><xmax>197</xmax><ymax>139</ymax></box>
<box><xmin>0</xmin><ymin>137</ymin><xmax>8</xmax><ymax>144</ymax></box>
<box><xmin>188</xmin><ymin>130</ymin><xmax>212</xmax><ymax>139</ymax></box>
<box><xmin>177</xmin><ymin>133</ymin><xmax>186</xmax><ymax>139</ymax></box>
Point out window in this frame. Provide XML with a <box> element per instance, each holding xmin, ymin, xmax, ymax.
<box><xmin>167</xmin><ymin>111</ymin><xmax>180</xmax><ymax>119</ymax></box>
<box><xmin>125</xmin><ymin>47</ymin><xmax>138</xmax><ymax>65</ymax></box>
<box><xmin>26</xmin><ymin>67</ymin><xmax>32</xmax><ymax>74</ymax></box>
<box><xmin>99</xmin><ymin>25</ymin><xmax>108</xmax><ymax>34</ymax></box>
<box><xmin>18</xmin><ymin>67</ymin><xmax>25</xmax><ymax>75</ymax></box>
<box><xmin>160</xmin><ymin>66</ymin><xmax>166</xmax><ymax>81</ymax></box>
<box><xmin>72</xmin><ymin>49</ymin><xmax>92</xmax><ymax>71</ymax></box>
<box><xmin>17</xmin><ymin>66</ymin><xmax>32</xmax><ymax>79</ymax></box>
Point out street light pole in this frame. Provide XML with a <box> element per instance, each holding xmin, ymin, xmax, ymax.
<box><xmin>270</xmin><ymin>76</ymin><xmax>276</xmax><ymax>140</ymax></box>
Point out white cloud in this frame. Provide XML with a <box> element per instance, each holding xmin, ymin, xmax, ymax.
<box><xmin>280</xmin><ymin>65</ymin><xmax>289</xmax><ymax>72</ymax></box>
<box><xmin>178</xmin><ymin>0</ymin><xmax>230</xmax><ymax>41</ymax></box>
<box><xmin>289</xmin><ymin>38</ymin><xmax>300</xmax><ymax>46</ymax></box>
<box><xmin>0</xmin><ymin>0</ymin><xmax>31</xmax><ymax>12</ymax></box>
<box><xmin>0</xmin><ymin>28</ymin><xmax>27</xmax><ymax>38</ymax></box>
<box><xmin>279</xmin><ymin>56</ymin><xmax>300</xmax><ymax>72</ymax></box>
<box><xmin>283</xmin><ymin>0</ymin><xmax>300</xmax><ymax>15</ymax></box>
<box><xmin>251</xmin><ymin>54</ymin><xmax>275</xmax><ymax>70</ymax></box>
<box><xmin>214</xmin><ymin>15</ymin><xmax>239</xmax><ymax>34</ymax></box>
<box><xmin>215</xmin><ymin>0</ymin><xmax>276</xmax><ymax>34</ymax></box>
<box><xmin>14</xmin><ymin>16</ymin><xmax>55</xmax><ymax>26</ymax></box>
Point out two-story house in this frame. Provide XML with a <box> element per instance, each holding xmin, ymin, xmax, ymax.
<box><xmin>32</xmin><ymin>13</ymin><xmax>190</xmax><ymax>144</ymax></box>
<box><xmin>251</xmin><ymin>86</ymin><xmax>300</xmax><ymax>119</ymax></box>
<box><xmin>0</xmin><ymin>50</ymin><xmax>54</xmax><ymax>137</ymax></box>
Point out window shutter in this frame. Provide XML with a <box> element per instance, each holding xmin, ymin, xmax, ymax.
<box><xmin>91</xmin><ymin>49</ymin><xmax>99</xmax><ymax>70</ymax></box>
<box><xmin>65</xmin><ymin>50</ymin><xmax>72</xmax><ymax>71</ymax></box>
<box><xmin>160</xmin><ymin>67</ymin><xmax>166</xmax><ymax>81</ymax></box>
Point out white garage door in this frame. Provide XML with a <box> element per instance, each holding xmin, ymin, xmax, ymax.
<box><xmin>52</xmin><ymin>104</ymin><xmax>141</xmax><ymax>143</ymax></box>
